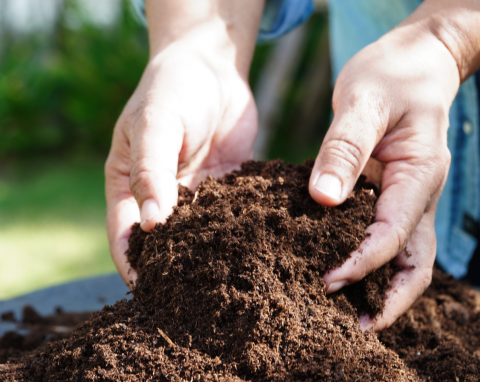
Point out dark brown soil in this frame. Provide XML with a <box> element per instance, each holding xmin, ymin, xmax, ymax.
<box><xmin>380</xmin><ymin>269</ymin><xmax>480</xmax><ymax>382</ymax></box>
<box><xmin>1</xmin><ymin>160</ymin><xmax>479</xmax><ymax>381</ymax></box>
<box><xmin>0</xmin><ymin>306</ymin><xmax>91</xmax><ymax>364</ymax></box>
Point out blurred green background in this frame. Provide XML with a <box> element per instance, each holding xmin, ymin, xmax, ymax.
<box><xmin>0</xmin><ymin>0</ymin><xmax>331</xmax><ymax>299</ymax></box>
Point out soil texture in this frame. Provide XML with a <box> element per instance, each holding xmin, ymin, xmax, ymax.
<box><xmin>380</xmin><ymin>269</ymin><xmax>480</xmax><ymax>382</ymax></box>
<box><xmin>0</xmin><ymin>306</ymin><xmax>91</xmax><ymax>363</ymax></box>
<box><xmin>1</xmin><ymin>160</ymin><xmax>479</xmax><ymax>381</ymax></box>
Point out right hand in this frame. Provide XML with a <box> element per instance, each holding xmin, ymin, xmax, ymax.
<box><xmin>308</xmin><ymin>0</ymin><xmax>473</xmax><ymax>331</ymax></box>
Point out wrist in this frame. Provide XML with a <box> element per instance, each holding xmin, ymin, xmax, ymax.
<box><xmin>145</xmin><ymin>0</ymin><xmax>264</xmax><ymax>80</ymax></box>
<box><xmin>146</xmin><ymin>31</ymin><xmax>246</xmax><ymax>89</ymax></box>
<box><xmin>405</xmin><ymin>0</ymin><xmax>480</xmax><ymax>82</ymax></box>
<box><xmin>376</xmin><ymin>20</ymin><xmax>461</xmax><ymax>105</ymax></box>
<box><xmin>149</xmin><ymin>20</ymin><xmax>235</xmax><ymax>64</ymax></box>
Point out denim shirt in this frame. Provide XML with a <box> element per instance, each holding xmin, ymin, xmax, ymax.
<box><xmin>129</xmin><ymin>0</ymin><xmax>314</xmax><ymax>43</ymax></box>
<box><xmin>131</xmin><ymin>0</ymin><xmax>480</xmax><ymax>278</ymax></box>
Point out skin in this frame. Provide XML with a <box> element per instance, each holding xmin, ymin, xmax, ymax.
<box><xmin>106</xmin><ymin>0</ymin><xmax>480</xmax><ymax>330</ymax></box>
<box><xmin>105</xmin><ymin>0</ymin><xmax>264</xmax><ymax>286</ymax></box>
<box><xmin>316</xmin><ymin>0</ymin><xmax>480</xmax><ymax>331</ymax></box>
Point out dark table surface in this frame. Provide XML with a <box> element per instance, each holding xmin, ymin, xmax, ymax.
<box><xmin>0</xmin><ymin>274</ymin><xmax>131</xmax><ymax>336</ymax></box>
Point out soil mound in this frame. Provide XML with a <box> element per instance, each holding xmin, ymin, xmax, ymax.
<box><xmin>1</xmin><ymin>160</ymin><xmax>478</xmax><ymax>381</ymax></box>
<box><xmin>380</xmin><ymin>269</ymin><xmax>480</xmax><ymax>381</ymax></box>
<box><xmin>0</xmin><ymin>306</ymin><xmax>91</xmax><ymax>364</ymax></box>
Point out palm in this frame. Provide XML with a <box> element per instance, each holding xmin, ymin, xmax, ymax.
<box><xmin>177</xmin><ymin>98</ymin><xmax>258</xmax><ymax>188</ymax></box>
<box><xmin>106</xmin><ymin>55</ymin><xmax>258</xmax><ymax>285</ymax></box>
<box><xmin>162</xmin><ymin>59</ymin><xmax>258</xmax><ymax>188</ymax></box>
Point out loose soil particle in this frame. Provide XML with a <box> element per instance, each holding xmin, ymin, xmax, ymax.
<box><xmin>1</xmin><ymin>160</ymin><xmax>479</xmax><ymax>381</ymax></box>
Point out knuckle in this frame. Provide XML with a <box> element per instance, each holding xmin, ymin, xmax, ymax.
<box><xmin>442</xmin><ymin>148</ymin><xmax>452</xmax><ymax>169</ymax></box>
<box><xmin>129</xmin><ymin>158</ymin><xmax>177</xmax><ymax>200</ymax></box>
<box><xmin>422</xmin><ymin>267</ymin><xmax>433</xmax><ymax>289</ymax></box>
<box><xmin>321</xmin><ymin>138</ymin><xmax>363</xmax><ymax>173</ymax></box>
<box><xmin>408</xmin><ymin>145</ymin><xmax>450</xmax><ymax>193</ymax></box>
<box><xmin>135</xmin><ymin>104</ymin><xmax>159</xmax><ymax>129</ymax></box>
<box><xmin>122</xmin><ymin>96</ymin><xmax>160</xmax><ymax>134</ymax></box>
<box><xmin>115</xmin><ymin>100</ymin><xmax>143</xmax><ymax>136</ymax></box>
<box><xmin>432</xmin><ymin>147</ymin><xmax>451</xmax><ymax>169</ymax></box>
<box><xmin>394</xmin><ymin>222</ymin><xmax>412</xmax><ymax>254</ymax></box>
<box><xmin>105</xmin><ymin>155</ymin><xmax>129</xmax><ymax>186</ymax></box>
<box><xmin>123</xmin><ymin>98</ymin><xmax>184</xmax><ymax>141</ymax></box>
<box><xmin>128</xmin><ymin>102</ymin><xmax>152</xmax><ymax>132</ymax></box>
<box><xmin>340</xmin><ymin>84</ymin><xmax>389</xmax><ymax>135</ymax></box>
<box><xmin>129</xmin><ymin>158</ymin><xmax>157</xmax><ymax>197</ymax></box>
<box><xmin>113</xmin><ymin>107</ymin><xmax>129</xmax><ymax>133</ymax></box>
<box><xmin>345</xmin><ymin>85</ymin><xmax>373</xmax><ymax>110</ymax></box>
<box><xmin>430</xmin><ymin>149</ymin><xmax>451</xmax><ymax>190</ymax></box>
<box><xmin>104</xmin><ymin>155</ymin><xmax>116</xmax><ymax>179</ymax></box>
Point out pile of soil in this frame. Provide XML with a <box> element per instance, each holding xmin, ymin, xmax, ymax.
<box><xmin>380</xmin><ymin>269</ymin><xmax>480</xmax><ymax>381</ymax></box>
<box><xmin>1</xmin><ymin>160</ymin><xmax>479</xmax><ymax>381</ymax></box>
<box><xmin>0</xmin><ymin>306</ymin><xmax>91</xmax><ymax>363</ymax></box>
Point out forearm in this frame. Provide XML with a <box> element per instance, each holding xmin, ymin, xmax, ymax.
<box><xmin>145</xmin><ymin>0</ymin><xmax>265</xmax><ymax>78</ymax></box>
<box><xmin>402</xmin><ymin>0</ymin><xmax>480</xmax><ymax>83</ymax></box>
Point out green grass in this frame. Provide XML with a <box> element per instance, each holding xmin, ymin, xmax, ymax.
<box><xmin>0</xmin><ymin>158</ymin><xmax>117</xmax><ymax>299</ymax></box>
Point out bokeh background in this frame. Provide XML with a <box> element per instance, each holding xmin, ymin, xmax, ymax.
<box><xmin>0</xmin><ymin>0</ymin><xmax>331</xmax><ymax>299</ymax></box>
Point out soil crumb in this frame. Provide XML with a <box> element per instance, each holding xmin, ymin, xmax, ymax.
<box><xmin>1</xmin><ymin>160</ymin><xmax>478</xmax><ymax>381</ymax></box>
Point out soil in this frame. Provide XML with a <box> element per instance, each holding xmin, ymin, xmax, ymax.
<box><xmin>0</xmin><ymin>306</ymin><xmax>91</xmax><ymax>364</ymax></box>
<box><xmin>0</xmin><ymin>160</ymin><xmax>479</xmax><ymax>381</ymax></box>
<box><xmin>380</xmin><ymin>269</ymin><xmax>480</xmax><ymax>381</ymax></box>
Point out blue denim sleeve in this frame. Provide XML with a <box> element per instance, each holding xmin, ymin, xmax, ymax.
<box><xmin>130</xmin><ymin>0</ymin><xmax>146</xmax><ymax>25</ymax></box>
<box><xmin>259</xmin><ymin>0</ymin><xmax>315</xmax><ymax>43</ymax></box>
<box><xmin>129</xmin><ymin>0</ymin><xmax>314</xmax><ymax>43</ymax></box>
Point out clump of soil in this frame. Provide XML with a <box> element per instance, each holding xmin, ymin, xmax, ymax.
<box><xmin>1</xmin><ymin>160</ymin><xmax>478</xmax><ymax>381</ymax></box>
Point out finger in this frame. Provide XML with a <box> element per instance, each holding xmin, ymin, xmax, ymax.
<box><xmin>359</xmin><ymin>265</ymin><xmax>433</xmax><ymax>331</ymax></box>
<box><xmin>309</xmin><ymin>89</ymin><xmax>390</xmax><ymax>206</ymax></box>
<box><xmin>177</xmin><ymin>96</ymin><xmax>258</xmax><ymax>189</ymax></box>
<box><xmin>358</xmin><ymin>268</ymin><xmax>431</xmax><ymax>331</ymax></box>
<box><xmin>105</xmin><ymin>129</ymin><xmax>140</xmax><ymax>287</ymax></box>
<box><xmin>361</xmin><ymin>157</ymin><xmax>384</xmax><ymax>188</ymax></box>
<box><xmin>324</xmin><ymin>155</ymin><xmax>443</xmax><ymax>293</ymax></box>
<box><xmin>362</xmin><ymin>206</ymin><xmax>437</xmax><ymax>331</ymax></box>
<box><xmin>106</xmin><ymin>192</ymin><xmax>139</xmax><ymax>289</ymax></box>
<box><xmin>127</xmin><ymin>106</ymin><xmax>184</xmax><ymax>232</ymax></box>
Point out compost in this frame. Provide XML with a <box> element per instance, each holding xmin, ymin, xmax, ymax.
<box><xmin>1</xmin><ymin>160</ymin><xmax>479</xmax><ymax>381</ymax></box>
<box><xmin>0</xmin><ymin>306</ymin><xmax>91</xmax><ymax>364</ymax></box>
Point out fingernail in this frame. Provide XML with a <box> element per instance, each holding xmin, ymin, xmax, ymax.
<box><xmin>140</xmin><ymin>199</ymin><xmax>160</xmax><ymax>225</ymax></box>
<box><xmin>326</xmin><ymin>280</ymin><xmax>347</xmax><ymax>294</ymax></box>
<box><xmin>314</xmin><ymin>174</ymin><xmax>342</xmax><ymax>201</ymax></box>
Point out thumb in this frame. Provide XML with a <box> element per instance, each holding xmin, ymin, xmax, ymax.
<box><xmin>309</xmin><ymin>99</ymin><xmax>388</xmax><ymax>206</ymax></box>
<box><xmin>128</xmin><ymin>108</ymin><xmax>184</xmax><ymax>232</ymax></box>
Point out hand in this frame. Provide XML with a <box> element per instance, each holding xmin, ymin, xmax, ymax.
<box><xmin>308</xmin><ymin>3</ymin><xmax>471</xmax><ymax>331</ymax></box>
<box><xmin>105</xmin><ymin>0</ymin><xmax>263</xmax><ymax>286</ymax></box>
